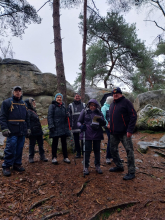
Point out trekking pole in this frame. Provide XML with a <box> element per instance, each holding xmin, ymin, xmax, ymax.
<box><xmin>83</xmin><ymin>129</ymin><xmax>85</xmax><ymax>178</ymax></box>
<box><xmin>67</xmin><ymin>117</ymin><xmax>76</xmax><ymax>165</ymax></box>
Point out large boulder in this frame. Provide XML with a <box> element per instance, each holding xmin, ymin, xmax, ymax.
<box><xmin>134</xmin><ymin>90</ymin><xmax>165</xmax><ymax>113</ymax></box>
<box><xmin>0</xmin><ymin>58</ymin><xmax>75</xmax><ymax>116</ymax></box>
<box><xmin>137</xmin><ymin>104</ymin><xmax>165</xmax><ymax>131</ymax></box>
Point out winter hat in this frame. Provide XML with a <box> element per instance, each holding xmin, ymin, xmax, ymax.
<box><xmin>24</xmin><ymin>97</ymin><xmax>35</xmax><ymax>109</ymax></box>
<box><xmin>106</xmin><ymin>96</ymin><xmax>113</xmax><ymax>105</ymax></box>
<box><xmin>54</xmin><ymin>93</ymin><xmax>63</xmax><ymax>100</ymax></box>
<box><xmin>112</xmin><ymin>87</ymin><xmax>122</xmax><ymax>94</ymax></box>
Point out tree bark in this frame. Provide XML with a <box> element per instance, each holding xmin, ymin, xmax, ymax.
<box><xmin>53</xmin><ymin>0</ymin><xmax>67</xmax><ymax>104</ymax></box>
<box><xmin>81</xmin><ymin>0</ymin><xmax>87</xmax><ymax>102</ymax></box>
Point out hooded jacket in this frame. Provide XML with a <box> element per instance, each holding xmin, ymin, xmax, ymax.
<box><xmin>24</xmin><ymin>99</ymin><xmax>43</xmax><ymax>136</ymax></box>
<box><xmin>47</xmin><ymin>100</ymin><xmax>70</xmax><ymax>138</ymax></box>
<box><xmin>101</xmin><ymin>102</ymin><xmax>110</xmax><ymax>126</ymax></box>
<box><xmin>77</xmin><ymin>99</ymin><xmax>106</xmax><ymax>140</ymax></box>
<box><xmin>109</xmin><ymin>96</ymin><xmax>137</xmax><ymax>135</ymax></box>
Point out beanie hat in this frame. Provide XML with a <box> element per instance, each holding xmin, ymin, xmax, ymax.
<box><xmin>54</xmin><ymin>93</ymin><xmax>63</xmax><ymax>100</ymax></box>
<box><xmin>112</xmin><ymin>87</ymin><xmax>122</xmax><ymax>94</ymax></box>
<box><xmin>106</xmin><ymin>96</ymin><xmax>113</xmax><ymax>105</ymax></box>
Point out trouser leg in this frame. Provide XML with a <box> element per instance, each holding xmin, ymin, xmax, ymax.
<box><xmin>121</xmin><ymin>134</ymin><xmax>135</xmax><ymax>174</ymax></box>
<box><xmin>52</xmin><ymin>137</ymin><xmax>59</xmax><ymax>158</ymax></box>
<box><xmin>93</xmin><ymin>140</ymin><xmax>101</xmax><ymax>166</ymax></box>
<box><xmin>110</xmin><ymin>134</ymin><xmax>123</xmax><ymax>168</ymax></box>
<box><xmin>84</xmin><ymin>140</ymin><xmax>92</xmax><ymax>168</ymax></box>
<box><xmin>73</xmin><ymin>132</ymin><xmax>81</xmax><ymax>155</ymax></box>
<box><xmin>2</xmin><ymin>136</ymin><xmax>17</xmax><ymax>168</ymax></box>
<box><xmin>105</xmin><ymin>128</ymin><xmax>112</xmax><ymax>159</ymax></box>
<box><xmin>14</xmin><ymin>136</ymin><xmax>25</xmax><ymax>165</ymax></box>
<box><xmin>29</xmin><ymin>136</ymin><xmax>36</xmax><ymax>158</ymax></box>
<box><xmin>36</xmin><ymin>135</ymin><xmax>45</xmax><ymax>157</ymax></box>
<box><xmin>61</xmin><ymin>135</ymin><xmax>68</xmax><ymax>158</ymax></box>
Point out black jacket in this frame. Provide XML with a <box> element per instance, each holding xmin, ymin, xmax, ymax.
<box><xmin>24</xmin><ymin>99</ymin><xmax>43</xmax><ymax>136</ymax></box>
<box><xmin>67</xmin><ymin>100</ymin><xmax>85</xmax><ymax>133</ymax></box>
<box><xmin>47</xmin><ymin>101</ymin><xmax>70</xmax><ymax>138</ymax></box>
<box><xmin>0</xmin><ymin>96</ymin><xmax>30</xmax><ymax>136</ymax></box>
<box><xmin>109</xmin><ymin>96</ymin><xmax>137</xmax><ymax>135</ymax></box>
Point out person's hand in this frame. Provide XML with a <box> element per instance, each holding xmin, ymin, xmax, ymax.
<box><xmin>80</xmin><ymin>124</ymin><xmax>87</xmax><ymax>132</ymax></box>
<box><xmin>96</xmin><ymin>118</ymin><xmax>106</xmax><ymax>126</ymax></box>
<box><xmin>26</xmin><ymin>129</ymin><xmax>31</xmax><ymax>138</ymax></box>
<box><xmin>107</xmin><ymin>124</ymin><xmax>110</xmax><ymax>129</ymax></box>
<box><xmin>127</xmin><ymin>132</ymin><xmax>132</xmax><ymax>138</ymax></box>
<box><xmin>2</xmin><ymin>129</ymin><xmax>11</xmax><ymax>137</ymax></box>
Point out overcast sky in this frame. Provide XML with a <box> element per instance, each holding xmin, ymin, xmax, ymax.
<box><xmin>6</xmin><ymin>0</ymin><xmax>165</xmax><ymax>85</ymax></box>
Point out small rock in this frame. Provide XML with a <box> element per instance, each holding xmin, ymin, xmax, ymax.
<box><xmin>135</xmin><ymin>159</ymin><xmax>143</xmax><ymax>163</ymax></box>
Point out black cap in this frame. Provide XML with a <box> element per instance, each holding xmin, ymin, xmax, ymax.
<box><xmin>112</xmin><ymin>87</ymin><xmax>122</xmax><ymax>94</ymax></box>
<box><xmin>13</xmin><ymin>86</ymin><xmax>22</xmax><ymax>91</ymax></box>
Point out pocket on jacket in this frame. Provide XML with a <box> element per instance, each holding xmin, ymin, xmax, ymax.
<box><xmin>8</xmin><ymin>122</ymin><xmax>20</xmax><ymax>134</ymax></box>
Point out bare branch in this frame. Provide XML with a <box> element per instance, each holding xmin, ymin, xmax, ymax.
<box><xmin>37</xmin><ymin>0</ymin><xmax>51</xmax><ymax>12</ymax></box>
<box><xmin>144</xmin><ymin>19</ymin><xmax>165</xmax><ymax>31</ymax></box>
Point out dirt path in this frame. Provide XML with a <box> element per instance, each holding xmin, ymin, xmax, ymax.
<box><xmin>0</xmin><ymin>123</ymin><xmax>165</xmax><ymax>220</ymax></box>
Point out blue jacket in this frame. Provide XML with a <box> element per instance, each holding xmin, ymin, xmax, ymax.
<box><xmin>101</xmin><ymin>102</ymin><xmax>110</xmax><ymax>126</ymax></box>
<box><xmin>0</xmin><ymin>96</ymin><xmax>30</xmax><ymax>136</ymax></box>
<box><xmin>109</xmin><ymin>96</ymin><xmax>137</xmax><ymax>135</ymax></box>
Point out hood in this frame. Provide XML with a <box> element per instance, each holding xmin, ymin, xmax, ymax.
<box><xmin>24</xmin><ymin>98</ymin><xmax>35</xmax><ymax>110</ymax></box>
<box><xmin>87</xmin><ymin>99</ymin><xmax>100</xmax><ymax>108</ymax></box>
<box><xmin>103</xmin><ymin>102</ymin><xmax>110</xmax><ymax>108</ymax></box>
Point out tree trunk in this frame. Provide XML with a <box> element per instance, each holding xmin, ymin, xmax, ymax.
<box><xmin>53</xmin><ymin>0</ymin><xmax>67</xmax><ymax>104</ymax></box>
<box><xmin>81</xmin><ymin>0</ymin><xmax>87</xmax><ymax>102</ymax></box>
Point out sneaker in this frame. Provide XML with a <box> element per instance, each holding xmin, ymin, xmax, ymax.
<box><xmin>95</xmin><ymin>166</ymin><xmax>103</xmax><ymax>174</ymax></box>
<box><xmin>83</xmin><ymin>168</ymin><xmax>89</xmax><ymax>175</ymax></box>
<box><xmin>109</xmin><ymin>167</ymin><xmax>124</xmax><ymax>172</ymax></box>
<box><xmin>2</xmin><ymin>167</ymin><xmax>11</xmax><ymax>177</ymax></box>
<box><xmin>64</xmin><ymin>158</ymin><xmax>71</xmax><ymax>164</ymax></box>
<box><xmin>13</xmin><ymin>165</ymin><xmax>25</xmax><ymax>172</ymax></box>
<box><xmin>29</xmin><ymin>157</ymin><xmax>34</xmax><ymax>163</ymax></box>
<box><xmin>123</xmin><ymin>173</ymin><xmax>135</xmax><ymax>180</ymax></box>
<box><xmin>52</xmin><ymin>157</ymin><xmax>58</xmax><ymax>165</ymax></box>
<box><xmin>106</xmin><ymin>158</ymin><xmax>111</xmax><ymax>164</ymax></box>
<box><xmin>40</xmin><ymin>155</ymin><xmax>48</xmax><ymax>162</ymax></box>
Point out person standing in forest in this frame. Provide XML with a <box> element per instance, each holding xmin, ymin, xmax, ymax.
<box><xmin>101</xmin><ymin>96</ymin><xmax>113</xmax><ymax>164</ymax></box>
<box><xmin>68</xmin><ymin>93</ymin><xmax>85</xmax><ymax>158</ymax></box>
<box><xmin>24</xmin><ymin>98</ymin><xmax>48</xmax><ymax>163</ymax></box>
<box><xmin>48</xmin><ymin>93</ymin><xmax>71</xmax><ymax>164</ymax></box>
<box><xmin>108</xmin><ymin>87</ymin><xmax>137</xmax><ymax>180</ymax></box>
<box><xmin>0</xmin><ymin>86</ymin><xmax>30</xmax><ymax>176</ymax></box>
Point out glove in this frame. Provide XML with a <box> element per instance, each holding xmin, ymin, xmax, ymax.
<box><xmin>2</xmin><ymin>129</ymin><xmax>11</xmax><ymax>137</ymax></box>
<box><xmin>96</xmin><ymin>118</ymin><xmax>106</xmax><ymax>126</ymax></box>
<box><xmin>26</xmin><ymin>129</ymin><xmax>31</xmax><ymax>138</ymax></box>
<box><xmin>80</xmin><ymin>124</ymin><xmax>87</xmax><ymax>132</ymax></box>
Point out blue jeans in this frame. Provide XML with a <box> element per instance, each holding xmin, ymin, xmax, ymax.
<box><xmin>105</xmin><ymin>127</ymin><xmax>112</xmax><ymax>159</ymax></box>
<box><xmin>2</xmin><ymin>136</ymin><xmax>25</xmax><ymax>168</ymax></box>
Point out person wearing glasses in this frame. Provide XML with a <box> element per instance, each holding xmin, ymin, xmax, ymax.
<box><xmin>77</xmin><ymin>99</ymin><xmax>106</xmax><ymax>175</ymax></box>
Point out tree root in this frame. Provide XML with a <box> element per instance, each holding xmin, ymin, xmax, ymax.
<box><xmin>137</xmin><ymin>171</ymin><xmax>155</xmax><ymax>177</ymax></box>
<box><xmin>155</xmin><ymin>151</ymin><xmax>165</xmax><ymax>157</ymax></box>
<box><xmin>29</xmin><ymin>195</ymin><xmax>55</xmax><ymax>211</ymax></box>
<box><xmin>152</xmin><ymin>166</ymin><xmax>165</xmax><ymax>170</ymax></box>
<box><xmin>88</xmin><ymin>201</ymin><xmax>139</xmax><ymax>220</ymax></box>
<box><xmin>144</xmin><ymin>200</ymin><xmax>153</xmax><ymax>207</ymax></box>
<box><xmin>77</xmin><ymin>180</ymin><xmax>90</xmax><ymax>197</ymax></box>
<box><xmin>41</xmin><ymin>210</ymin><xmax>70</xmax><ymax>220</ymax></box>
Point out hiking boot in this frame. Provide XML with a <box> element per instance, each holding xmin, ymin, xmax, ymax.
<box><xmin>40</xmin><ymin>155</ymin><xmax>48</xmax><ymax>162</ymax></box>
<box><xmin>52</xmin><ymin>157</ymin><xmax>58</xmax><ymax>165</ymax></box>
<box><xmin>106</xmin><ymin>158</ymin><xmax>111</xmax><ymax>164</ymax></box>
<box><xmin>83</xmin><ymin>168</ymin><xmax>89</xmax><ymax>175</ymax></box>
<box><xmin>29</xmin><ymin>157</ymin><xmax>34</xmax><ymax>163</ymax></box>
<box><xmin>96</xmin><ymin>166</ymin><xmax>103</xmax><ymax>174</ymax></box>
<box><xmin>109</xmin><ymin>167</ymin><xmax>124</xmax><ymax>172</ymax></box>
<box><xmin>64</xmin><ymin>158</ymin><xmax>71</xmax><ymax>164</ymax></box>
<box><xmin>13</xmin><ymin>165</ymin><xmax>25</xmax><ymax>172</ymax></box>
<box><xmin>76</xmin><ymin>154</ymin><xmax>81</xmax><ymax>158</ymax></box>
<box><xmin>2</xmin><ymin>167</ymin><xmax>11</xmax><ymax>177</ymax></box>
<box><xmin>123</xmin><ymin>173</ymin><xmax>135</xmax><ymax>180</ymax></box>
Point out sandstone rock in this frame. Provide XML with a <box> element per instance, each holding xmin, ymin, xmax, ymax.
<box><xmin>137</xmin><ymin>104</ymin><xmax>165</xmax><ymax>131</ymax></box>
<box><xmin>134</xmin><ymin>90</ymin><xmax>165</xmax><ymax>113</ymax></box>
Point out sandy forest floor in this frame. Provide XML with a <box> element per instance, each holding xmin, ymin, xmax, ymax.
<box><xmin>1</xmin><ymin>120</ymin><xmax>165</xmax><ymax>220</ymax></box>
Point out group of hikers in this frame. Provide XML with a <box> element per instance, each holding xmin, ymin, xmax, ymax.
<box><xmin>0</xmin><ymin>86</ymin><xmax>137</xmax><ymax>180</ymax></box>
